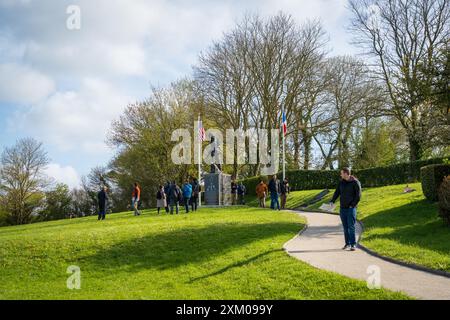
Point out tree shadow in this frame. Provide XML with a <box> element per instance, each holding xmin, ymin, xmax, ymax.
<box><xmin>361</xmin><ymin>200</ymin><xmax>450</xmax><ymax>256</ymax></box>
<box><xmin>188</xmin><ymin>249</ymin><xmax>281</xmax><ymax>283</ymax></box>
<box><xmin>78</xmin><ymin>222</ymin><xmax>302</xmax><ymax>272</ymax></box>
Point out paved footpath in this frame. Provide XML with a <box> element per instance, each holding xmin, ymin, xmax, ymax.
<box><xmin>283</xmin><ymin>210</ymin><xmax>450</xmax><ymax>300</ymax></box>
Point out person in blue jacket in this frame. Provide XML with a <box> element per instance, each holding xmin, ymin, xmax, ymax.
<box><xmin>182</xmin><ymin>180</ymin><xmax>193</xmax><ymax>213</ymax></box>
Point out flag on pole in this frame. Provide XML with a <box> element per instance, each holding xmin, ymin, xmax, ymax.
<box><xmin>199</xmin><ymin>120</ymin><xmax>206</xmax><ymax>141</ymax></box>
<box><xmin>282</xmin><ymin>111</ymin><xmax>287</xmax><ymax>136</ymax></box>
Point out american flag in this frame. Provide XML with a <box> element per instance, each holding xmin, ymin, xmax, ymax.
<box><xmin>199</xmin><ymin>120</ymin><xmax>206</xmax><ymax>141</ymax></box>
<box><xmin>282</xmin><ymin>111</ymin><xmax>287</xmax><ymax>136</ymax></box>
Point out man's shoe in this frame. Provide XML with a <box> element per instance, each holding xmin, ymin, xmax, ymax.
<box><xmin>350</xmin><ymin>245</ymin><xmax>357</xmax><ymax>251</ymax></box>
<box><xmin>342</xmin><ymin>245</ymin><xmax>350</xmax><ymax>250</ymax></box>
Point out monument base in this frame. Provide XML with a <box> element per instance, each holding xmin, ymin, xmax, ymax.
<box><xmin>204</xmin><ymin>173</ymin><xmax>232</xmax><ymax>206</ymax></box>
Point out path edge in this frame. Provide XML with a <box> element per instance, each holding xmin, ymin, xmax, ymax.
<box><xmin>282</xmin><ymin>223</ymin><xmax>308</xmax><ymax>252</ymax></box>
<box><xmin>356</xmin><ymin>220</ymin><xmax>450</xmax><ymax>279</ymax></box>
<box><xmin>286</xmin><ymin>208</ymin><xmax>450</xmax><ymax>279</ymax></box>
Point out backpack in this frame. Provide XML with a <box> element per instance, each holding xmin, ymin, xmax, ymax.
<box><xmin>156</xmin><ymin>191</ymin><xmax>162</xmax><ymax>200</ymax></box>
<box><xmin>177</xmin><ymin>187</ymin><xmax>183</xmax><ymax>202</ymax></box>
<box><xmin>193</xmin><ymin>184</ymin><xmax>200</xmax><ymax>197</ymax></box>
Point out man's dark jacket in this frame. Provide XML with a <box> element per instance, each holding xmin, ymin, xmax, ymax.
<box><xmin>98</xmin><ymin>190</ymin><xmax>108</xmax><ymax>212</ymax></box>
<box><xmin>268</xmin><ymin>179</ymin><xmax>280</xmax><ymax>194</ymax></box>
<box><xmin>331</xmin><ymin>176</ymin><xmax>362</xmax><ymax>209</ymax></box>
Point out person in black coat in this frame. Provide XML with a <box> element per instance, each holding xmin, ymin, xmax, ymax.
<box><xmin>164</xmin><ymin>181</ymin><xmax>171</xmax><ymax>213</ymax></box>
<box><xmin>268</xmin><ymin>175</ymin><xmax>281</xmax><ymax>210</ymax></box>
<box><xmin>97</xmin><ymin>186</ymin><xmax>109</xmax><ymax>221</ymax></box>
<box><xmin>330</xmin><ymin>167</ymin><xmax>362</xmax><ymax>251</ymax></box>
<box><xmin>280</xmin><ymin>178</ymin><xmax>290</xmax><ymax>209</ymax></box>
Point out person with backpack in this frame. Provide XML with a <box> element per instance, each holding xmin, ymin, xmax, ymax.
<box><xmin>255</xmin><ymin>180</ymin><xmax>268</xmax><ymax>208</ymax></box>
<box><xmin>132</xmin><ymin>182</ymin><xmax>141</xmax><ymax>216</ymax></box>
<box><xmin>156</xmin><ymin>185</ymin><xmax>167</xmax><ymax>215</ymax></box>
<box><xmin>237</xmin><ymin>182</ymin><xmax>246</xmax><ymax>205</ymax></box>
<box><xmin>280</xmin><ymin>178</ymin><xmax>290</xmax><ymax>209</ymax></box>
<box><xmin>97</xmin><ymin>186</ymin><xmax>108</xmax><ymax>221</ymax></box>
<box><xmin>182</xmin><ymin>180</ymin><xmax>193</xmax><ymax>213</ymax></box>
<box><xmin>330</xmin><ymin>167</ymin><xmax>362</xmax><ymax>251</ymax></box>
<box><xmin>268</xmin><ymin>175</ymin><xmax>281</xmax><ymax>210</ymax></box>
<box><xmin>168</xmin><ymin>181</ymin><xmax>181</xmax><ymax>215</ymax></box>
<box><xmin>190</xmin><ymin>178</ymin><xmax>201</xmax><ymax>212</ymax></box>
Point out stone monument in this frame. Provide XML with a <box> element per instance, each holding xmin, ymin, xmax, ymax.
<box><xmin>203</xmin><ymin>136</ymin><xmax>232</xmax><ymax>206</ymax></box>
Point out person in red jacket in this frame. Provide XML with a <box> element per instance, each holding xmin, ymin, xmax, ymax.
<box><xmin>132</xmin><ymin>182</ymin><xmax>141</xmax><ymax>216</ymax></box>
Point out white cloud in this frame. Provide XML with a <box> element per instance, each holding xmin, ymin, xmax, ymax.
<box><xmin>12</xmin><ymin>77</ymin><xmax>132</xmax><ymax>155</ymax></box>
<box><xmin>0</xmin><ymin>63</ymin><xmax>55</xmax><ymax>104</ymax></box>
<box><xmin>0</xmin><ymin>0</ymin><xmax>355</xmax><ymax>176</ymax></box>
<box><xmin>45</xmin><ymin>163</ymin><xmax>81</xmax><ymax>188</ymax></box>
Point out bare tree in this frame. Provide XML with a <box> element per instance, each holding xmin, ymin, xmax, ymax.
<box><xmin>349</xmin><ymin>0</ymin><xmax>450</xmax><ymax>161</ymax></box>
<box><xmin>194</xmin><ymin>19</ymin><xmax>254</xmax><ymax>176</ymax></box>
<box><xmin>314</xmin><ymin>56</ymin><xmax>384</xmax><ymax>168</ymax></box>
<box><xmin>195</xmin><ymin>14</ymin><xmax>330</xmax><ymax>174</ymax></box>
<box><xmin>0</xmin><ymin>138</ymin><xmax>49</xmax><ymax>225</ymax></box>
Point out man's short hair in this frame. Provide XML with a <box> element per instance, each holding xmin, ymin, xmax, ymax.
<box><xmin>341</xmin><ymin>167</ymin><xmax>351</xmax><ymax>175</ymax></box>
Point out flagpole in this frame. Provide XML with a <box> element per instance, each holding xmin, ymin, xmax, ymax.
<box><xmin>282</xmin><ymin>108</ymin><xmax>286</xmax><ymax>181</ymax></box>
<box><xmin>198</xmin><ymin>114</ymin><xmax>202</xmax><ymax>207</ymax></box>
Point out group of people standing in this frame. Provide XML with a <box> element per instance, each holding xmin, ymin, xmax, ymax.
<box><xmin>156</xmin><ymin>178</ymin><xmax>201</xmax><ymax>215</ymax></box>
<box><xmin>256</xmin><ymin>175</ymin><xmax>290</xmax><ymax>210</ymax></box>
<box><xmin>97</xmin><ymin>168</ymin><xmax>362</xmax><ymax>253</ymax></box>
<box><xmin>231</xmin><ymin>181</ymin><xmax>247</xmax><ymax>205</ymax></box>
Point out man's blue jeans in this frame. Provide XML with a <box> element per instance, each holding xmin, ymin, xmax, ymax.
<box><xmin>270</xmin><ymin>192</ymin><xmax>280</xmax><ymax>210</ymax></box>
<box><xmin>340</xmin><ymin>207</ymin><xmax>357</xmax><ymax>246</ymax></box>
<box><xmin>184</xmin><ymin>197</ymin><xmax>191</xmax><ymax>213</ymax></box>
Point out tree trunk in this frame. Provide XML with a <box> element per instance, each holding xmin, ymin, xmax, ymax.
<box><xmin>293</xmin><ymin>129</ymin><xmax>301</xmax><ymax>169</ymax></box>
<box><xmin>408</xmin><ymin>134</ymin><xmax>423</xmax><ymax>162</ymax></box>
<box><xmin>303</xmin><ymin>132</ymin><xmax>312</xmax><ymax>170</ymax></box>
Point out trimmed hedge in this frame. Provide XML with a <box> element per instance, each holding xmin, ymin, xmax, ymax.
<box><xmin>438</xmin><ymin>175</ymin><xmax>450</xmax><ymax>225</ymax></box>
<box><xmin>355</xmin><ymin>158</ymin><xmax>447</xmax><ymax>187</ymax></box>
<box><xmin>241</xmin><ymin>157</ymin><xmax>448</xmax><ymax>192</ymax></box>
<box><xmin>421</xmin><ymin>164</ymin><xmax>450</xmax><ymax>202</ymax></box>
<box><xmin>241</xmin><ymin>171</ymin><xmax>340</xmax><ymax>193</ymax></box>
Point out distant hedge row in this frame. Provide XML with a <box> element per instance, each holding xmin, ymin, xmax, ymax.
<box><xmin>241</xmin><ymin>157</ymin><xmax>448</xmax><ymax>192</ymax></box>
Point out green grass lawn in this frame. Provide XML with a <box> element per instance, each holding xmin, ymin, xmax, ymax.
<box><xmin>0</xmin><ymin>206</ymin><xmax>407</xmax><ymax>300</ymax></box>
<box><xmin>270</xmin><ymin>183</ymin><xmax>450</xmax><ymax>273</ymax></box>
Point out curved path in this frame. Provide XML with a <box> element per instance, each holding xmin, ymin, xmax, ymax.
<box><xmin>283</xmin><ymin>210</ymin><xmax>450</xmax><ymax>300</ymax></box>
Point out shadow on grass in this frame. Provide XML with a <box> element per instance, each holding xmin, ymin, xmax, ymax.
<box><xmin>79</xmin><ymin>221</ymin><xmax>302</xmax><ymax>272</ymax></box>
<box><xmin>361</xmin><ymin>200</ymin><xmax>450</xmax><ymax>257</ymax></box>
<box><xmin>188</xmin><ymin>249</ymin><xmax>281</xmax><ymax>283</ymax></box>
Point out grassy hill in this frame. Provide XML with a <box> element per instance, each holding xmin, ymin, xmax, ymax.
<box><xmin>0</xmin><ymin>206</ymin><xmax>407</xmax><ymax>300</ymax></box>
<box><xmin>250</xmin><ymin>183</ymin><xmax>450</xmax><ymax>273</ymax></box>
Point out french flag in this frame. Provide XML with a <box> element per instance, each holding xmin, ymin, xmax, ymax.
<box><xmin>282</xmin><ymin>111</ymin><xmax>287</xmax><ymax>136</ymax></box>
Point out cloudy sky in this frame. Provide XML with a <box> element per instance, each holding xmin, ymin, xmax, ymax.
<box><xmin>0</xmin><ymin>0</ymin><xmax>357</xmax><ymax>188</ymax></box>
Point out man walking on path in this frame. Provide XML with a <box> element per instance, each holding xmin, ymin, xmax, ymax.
<box><xmin>97</xmin><ymin>186</ymin><xmax>108</xmax><ymax>221</ymax></box>
<box><xmin>280</xmin><ymin>178</ymin><xmax>290</xmax><ymax>209</ymax></box>
<box><xmin>268</xmin><ymin>175</ymin><xmax>281</xmax><ymax>210</ymax></box>
<box><xmin>182</xmin><ymin>180</ymin><xmax>193</xmax><ymax>213</ymax></box>
<box><xmin>132</xmin><ymin>183</ymin><xmax>141</xmax><ymax>216</ymax></box>
<box><xmin>330</xmin><ymin>167</ymin><xmax>362</xmax><ymax>251</ymax></box>
<box><xmin>256</xmin><ymin>180</ymin><xmax>268</xmax><ymax>208</ymax></box>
